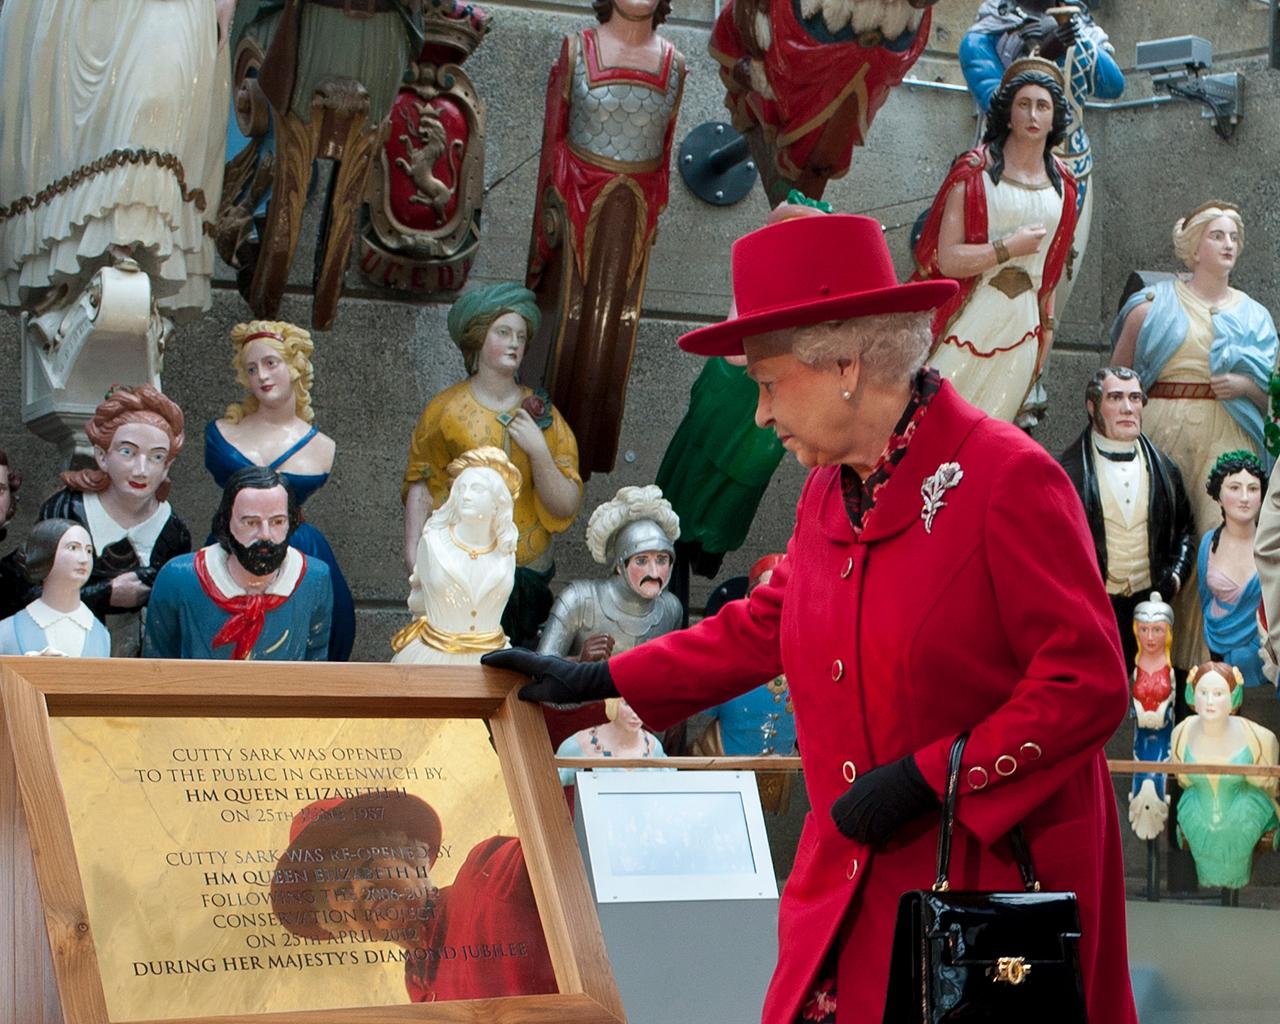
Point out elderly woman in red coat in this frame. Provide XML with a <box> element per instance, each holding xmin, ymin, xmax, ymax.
<box><xmin>486</xmin><ymin>214</ymin><xmax>1136</xmax><ymax>1024</ymax></box>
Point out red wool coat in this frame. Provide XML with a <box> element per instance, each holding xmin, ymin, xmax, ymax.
<box><xmin>611</xmin><ymin>382</ymin><xmax>1137</xmax><ymax>1024</ymax></box>
<box><xmin>404</xmin><ymin>837</ymin><xmax>556</xmax><ymax>1003</ymax></box>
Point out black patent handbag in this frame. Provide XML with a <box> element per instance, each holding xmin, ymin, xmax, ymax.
<box><xmin>881</xmin><ymin>734</ymin><xmax>1088</xmax><ymax>1023</ymax></box>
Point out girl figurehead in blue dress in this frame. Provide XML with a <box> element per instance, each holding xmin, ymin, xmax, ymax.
<box><xmin>1197</xmin><ymin>450</ymin><xmax>1267</xmax><ymax>689</ymax></box>
<box><xmin>0</xmin><ymin>518</ymin><xmax>110</xmax><ymax>657</ymax></box>
<box><xmin>205</xmin><ymin>320</ymin><xmax>355</xmax><ymax>660</ymax></box>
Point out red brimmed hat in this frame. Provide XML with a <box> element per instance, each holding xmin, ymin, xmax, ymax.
<box><xmin>270</xmin><ymin>791</ymin><xmax>443</xmax><ymax>940</ymax></box>
<box><xmin>679</xmin><ymin>214</ymin><xmax>958</xmax><ymax>358</ymax></box>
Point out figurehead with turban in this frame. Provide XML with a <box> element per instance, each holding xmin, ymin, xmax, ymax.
<box><xmin>447</xmin><ymin>282</ymin><xmax>542</xmax><ymax>376</ymax></box>
<box><xmin>402</xmin><ymin>281</ymin><xmax>582</xmax><ymax>648</ymax></box>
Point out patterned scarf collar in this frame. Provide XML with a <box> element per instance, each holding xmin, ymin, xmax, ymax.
<box><xmin>840</xmin><ymin>367</ymin><xmax>942</xmax><ymax>535</ymax></box>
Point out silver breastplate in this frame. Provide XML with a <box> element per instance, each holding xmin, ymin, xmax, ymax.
<box><xmin>568</xmin><ymin>48</ymin><xmax>679</xmax><ymax>165</ymax></box>
<box><xmin>538</xmin><ymin>577</ymin><xmax>682</xmax><ymax>657</ymax></box>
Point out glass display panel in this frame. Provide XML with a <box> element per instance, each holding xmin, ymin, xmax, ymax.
<box><xmin>576</xmin><ymin>771</ymin><xmax>778</xmax><ymax>904</ymax></box>
<box><xmin>599</xmin><ymin>791</ymin><xmax>756</xmax><ymax>876</ymax></box>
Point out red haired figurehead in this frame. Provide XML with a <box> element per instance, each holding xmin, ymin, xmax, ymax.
<box><xmin>60</xmin><ymin>385</ymin><xmax>185</xmax><ymax>502</ymax></box>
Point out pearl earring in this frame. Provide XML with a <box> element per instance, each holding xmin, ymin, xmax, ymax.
<box><xmin>841</xmin><ymin>390</ymin><xmax>852</xmax><ymax>400</ymax></box>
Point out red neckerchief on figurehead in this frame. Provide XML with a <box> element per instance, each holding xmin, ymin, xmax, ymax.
<box><xmin>193</xmin><ymin>547</ymin><xmax>306</xmax><ymax>660</ymax></box>
<box><xmin>840</xmin><ymin>366</ymin><xmax>942</xmax><ymax>534</ymax></box>
<box><xmin>911</xmin><ymin>145</ymin><xmax>1078</xmax><ymax>375</ymax></box>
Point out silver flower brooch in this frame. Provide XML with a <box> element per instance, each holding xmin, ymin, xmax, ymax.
<box><xmin>920</xmin><ymin>462</ymin><xmax>964</xmax><ymax>534</ymax></box>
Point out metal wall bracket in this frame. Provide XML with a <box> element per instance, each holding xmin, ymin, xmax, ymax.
<box><xmin>1153</xmin><ymin>70</ymin><xmax>1243</xmax><ymax>140</ymax></box>
<box><xmin>678</xmin><ymin>122</ymin><xmax>758</xmax><ymax>206</ymax></box>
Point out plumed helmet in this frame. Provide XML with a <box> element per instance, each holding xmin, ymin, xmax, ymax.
<box><xmin>586</xmin><ymin>485</ymin><xmax>680</xmax><ymax>566</ymax></box>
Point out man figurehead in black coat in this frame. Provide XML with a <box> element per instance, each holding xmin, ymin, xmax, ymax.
<box><xmin>1059</xmin><ymin>367</ymin><xmax>1195</xmax><ymax>669</ymax></box>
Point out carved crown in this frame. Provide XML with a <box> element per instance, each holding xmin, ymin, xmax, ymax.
<box><xmin>422</xmin><ymin>0</ymin><xmax>491</xmax><ymax>61</ymax></box>
<box><xmin>999</xmin><ymin>54</ymin><xmax>1065</xmax><ymax>91</ymax></box>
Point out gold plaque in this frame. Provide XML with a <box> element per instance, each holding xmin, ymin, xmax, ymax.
<box><xmin>1</xmin><ymin>658</ymin><xmax>625</xmax><ymax>1024</ymax></box>
<box><xmin>51</xmin><ymin>716</ymin><xmax>553</xmax><ymax>1018</ymax></box>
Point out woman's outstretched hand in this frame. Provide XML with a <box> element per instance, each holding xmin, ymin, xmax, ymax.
<box><xmin>830</xmin><ymin>755</ymin><xmax>938</xmax><ymax>848</ymax></box>
<box><xmin>481</xmin><ymin>648</ymin><xmax>620</xmax><ymax>708</ymax></box>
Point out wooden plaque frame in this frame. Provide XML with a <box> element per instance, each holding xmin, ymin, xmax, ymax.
<box><xmin>0</xmin><ymin>657</ymin><xmax>625</xmax><ymax>1024</ymax></box>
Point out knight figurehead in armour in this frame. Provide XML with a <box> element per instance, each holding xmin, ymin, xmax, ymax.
<box><xmin>537</xmin><ymin>485</ymin><xmax>682</xmax><ymax>660</ymax></box>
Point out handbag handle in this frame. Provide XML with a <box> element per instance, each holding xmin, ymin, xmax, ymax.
<box><xmin>932</xmin><ymin>733</ymin><xmax>1040</xmax><ymax>893</ymax></box>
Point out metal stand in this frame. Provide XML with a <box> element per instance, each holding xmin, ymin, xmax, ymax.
<box><xmin>572</xmin><ymin>771</ymin><xmax>779</xmax><ymax>1024</ymax></box>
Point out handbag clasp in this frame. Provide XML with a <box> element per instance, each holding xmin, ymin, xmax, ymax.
<box><xmin>991</xmin><ymin>957</ymin><xmax>1031</xmax><ymax>986</ymax></box>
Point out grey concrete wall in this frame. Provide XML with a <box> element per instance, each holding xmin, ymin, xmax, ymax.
<box><xmin>2</xmin><ymin>0</ymin><xmax>1279</xmax><ymax>663</ymax></box>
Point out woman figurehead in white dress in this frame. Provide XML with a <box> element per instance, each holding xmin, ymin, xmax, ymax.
<box><xmin>0</xmin><ymin>0</ymin><xmax>233</xmax><ymax>317</ymax></box>
<box><xmin>391</xmin><ymin>447</ymin><xmax>522</xmax><ymax>665</ymax></box>
<box><xmin>918</xmin><ymin>57</ymin><xmax>1076</xmax><ymax>423</ymax></box>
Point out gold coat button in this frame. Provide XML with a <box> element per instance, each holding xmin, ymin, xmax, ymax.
<box><xmin>831</xmin><ymin>659</ymin><xmax>844</xmax><ymax>681</ymax></box>
<box><xmin>842</xmin><ymin>760</ymin><xmax>857</xmax><ymax>784</ymax></box>
<box><xmin>840</xmin><ymin>557</ymin><xmax>853</xmax><ymax>579</ymax></box>
<box><xmin>967</xmin><ymin>766</ymin><xmax>989</xmax><ymax>790</ymax></box>
<box><xmin>995</xmin><ymin>755</ymin><xmax>1017</xmax><ymax>777</ymax></box>
<box><xmin>1019</xmin><ymin>742</ymin><xmax>1042</xmax><ymax>761</ymax></box>
<box><xmin>847</xmin><ymin>858</ymin><xmax>859</xmax><ymax>880</ymax></box>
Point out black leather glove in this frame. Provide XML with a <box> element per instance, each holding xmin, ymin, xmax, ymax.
<box><xmin>830</xmin><ymin>755</ymin><xmax>938</xmax><ymax>847</ymax></box>
<box><xmin>480</xmin><ymin>647</ymin><xmax>619</xmax><ymax>708</ymax></box>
